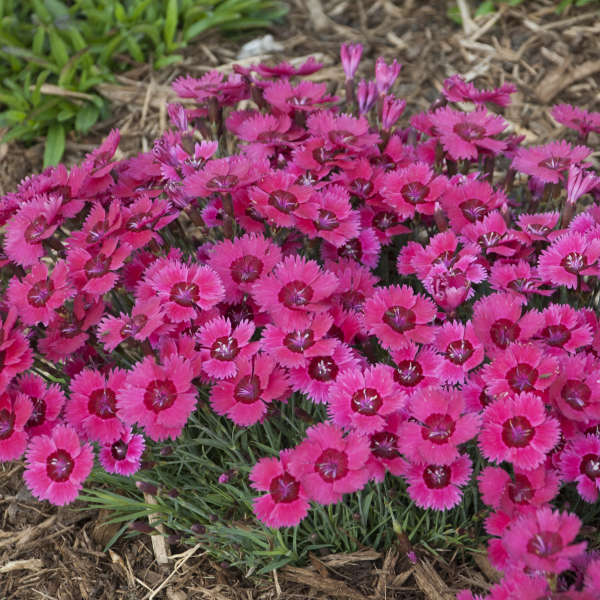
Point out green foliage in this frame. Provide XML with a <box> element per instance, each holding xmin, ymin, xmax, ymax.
<box><xmin>0</xmin><ymin>0</ymin><xmax>288</xmax><ymax>166</ymax></box>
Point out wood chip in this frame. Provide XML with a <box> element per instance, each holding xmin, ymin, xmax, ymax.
<box><xmin>537</xmin><ymin>59</ymin><xmax>600</xmax><ymax>103</ymax></box>
<box><xmin>413</xmin><ymin>560</ymin><xmax>455</xmax><ymax>600</ymax></box>
<box><xmin>282</xmin><ymin>565</ymin><xmax>368</xmax><ymax>600</ymax></box>
<box><xmin>470</xmin><ymin>549</ymin><xmax>502</xmax><ymax>583</ymax></box>
<box><xmin>321</xmin><ymin>550</ymin><xmax>381</xmax><ymax>567</ymax></box>
<box><xmin>0</xmin><ymin>558</ymin><xmax>44</xmax><ymax>573</ymax></box>
<box><xmin>306</xmin><ymin>0</ymin><xmax>329</xmax><ymax>32</ymax></box>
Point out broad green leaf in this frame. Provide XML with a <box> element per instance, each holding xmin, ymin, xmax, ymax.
<box><xmin>48</xmin><ymin>27</ymin><xmax>69</xmax><ymax>67</ymax></box>
<box><xmin>43</xmin><ymin>122</ymin><xmax>65</xmax><ymax>167</ymax></box>
<box><xmin>154</xmin><ymin>53</ymin><xmax>183</xmax><ymax>69</ymax></box>
<box><xmin>475</xmin><ymin>0</ymin><xmax>495</xmax><ymax>16</ymax></box>
<box><xmin>32</xmin><ymin>27</ymin><xmax>45</xmax><ymax>55</ymax></box>
<box><xmin>32</xmin><ymin>68</ymin><xmax>51</xmax><ymax>105</ymax></box>
<box><xmin>114</xmin><ymin>2</ymin><xmax>127</xmax><ymax>22</ymax></box>
<box><xmin>125</xmin><ymin>35</ymin><xmax>145</xmax><ymax>63</ymax></box>
<box><xmin>164</xmin><ymin>0</ymin><xmax>178</xmax><ymax>50</ymax></box>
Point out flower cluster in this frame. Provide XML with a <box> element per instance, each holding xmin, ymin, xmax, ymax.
<box><xmin>1</xmin><ymin>44</ymin><xmax>600</xmax><ymax>597</ymax></box>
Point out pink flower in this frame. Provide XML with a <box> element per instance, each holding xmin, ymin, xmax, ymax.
<box><xmin>0</xmin><ymin>392</ymin><xmax>32</xmax><ymax>461</ymax></box>
<box><xmin>7</xmin><ymin>260</ymin><xmax>73</xmax><ymax>326</ymax></box>
<box><xmin>559</xmin><ymin>435</ymin><xmax>600</xmax><ymax>502</ymax></box>
<box><xmin>149</xmin><ymin>260</ymin><xmax>224</xmax><ymax>322</ymax></box>
<box><xmin>24</xmin><ymin>424</ymin><xmax>94</xmax><ymax>506</ymax></box>
<box><xmin>340</xmin><ymin>43</ymin><xmax>363</xmax><ymax>80</ymax></box>
<box><xmin>98</xmin><ymin>429</ymin><xmax>145</xmax><ymax>476</ymax></box>
<box><xmin>489</xmin><ymin>260</ymin><xmax>552</xmax><ymax>299</ymax></box>
<box><xmin>287</xmin><ymin>423</ymin><xmax>370</xmax><ymax>505</ymax></box>
<box><xmin>263</xmin><ymin>80</ymin><xmax>335</xmax><ymax>114</ymax></box>
<box><xmin>567</xmin><ymin>165</ymin><xmax>600</xmax><ymax>206</ymax></box>
<box><xmin>250</xmin><ymin>449</ymin><xmax>310</xmax><ymax>528</ymax></box>
<box><xmin>0</xmin><ymin>309</ymin><xmax>34</xmax><ymax>393</ymax></box>
<box><xmin>517</xmin><ymin>211</ymin><xmax>560</xmax><ymax>243</ymax></box>
<box><xmin>65</xmin><ymin>368</ymin><xmax>127</xmax><ymax>444</ymax></box>
<box><xmin>434</xmin><ymin>321</ymin><xmax>484</xmax><ymax>383</ymax></box>
<box><xmin>374</xmin><ymin>57</ymin><xmax>401</xmax><ymax>95</ymax></box>
<box><xmin>197</xmin><ymin>317</ymin><xmax>255</xmax><ymax>379</ymax></box>
<box><xmin>366</xmin><ymin>413</ymin><xmax>406</xmax><ymax>482</ymax></box>
<box><xmin>399</xmin><ymin>388</ymin><xmax>480</xmax><ymax>465</ymax></box>
<box><xmin>356</xmin><ymin>80</ymin><xmax>377</xmax><ymax>114</ymax></box>
<box><xmin>442</xmin><ymin>179</ymin><xmax>505</xmax><ymax>230</ymax></box>
<box><xmin>502</xmin><ymin>507</ymin><xmax>586</xmax><ymax>573</ymax></box>
<box><xmin>209</xmin><ymin>353</ymin><xmax>289</xmax><ymax>426</ymax></box>
<box><xmin>535</xmin><ymin>304</ymin><xmax>592</xmax><ymax>354</ymax></box>
<box><xmin>442</xmin><ymin>75</ymin><xmax>516</xmax><ymax>107</ymax></box>
<box><xmin>403</xmin><ymin>455</ymin><xmax>472</xmax><ymax>510</ymax></box>
<box><xmin>390</xmin><ymin>343</ymin><xmax>440</xmax><ymax>393</ymax></box>
<box><xmin>251</xmin><ymin>255</ymin><xmax>339</xmax><ymax>329</ymax></box>
<box><xmin>321</xmin><ymin>228</ymin><xmax>381</xmax><ymax>269</ymax></box>
<box><xmin>552</xmin><ymin>103</ymin><xmax>600</xmax><ymax>139</ymax></box>
<box><xmin>538</xmin><ymin>232</ymin><xmax>600</xmax><ymax>289</ymax></box>
<box><xmin>117</xmin><ymin>354</ymin><xmax>196</xmax><ymax>441</ymax></box>
<box><xmin>18</xmin><ymin>373</ymin><xmax>65</xmax><ymax>437</ymax></box>
<box><xmin>254</xmin><ymin>56</ymin><xmax>323</xmax><ymax>78</ymax></box>
<box><xmin>479</xmin><ymin>393</ymin><xmax>561</xmax><ymax>470</ymax></box>
<box><xmin>363</xmin><ymin>285</ymin><xmax>436</xmax><ymax>350</ymax></box>
<box><xmin>512</xmin><ymin>140</ymin><xmax>591</xmax><ymax>183</ymax></box>
<box><xmin>327</xmin><ymin>365</ymin><xmax>406</xmax><ymax>434</ymax></box>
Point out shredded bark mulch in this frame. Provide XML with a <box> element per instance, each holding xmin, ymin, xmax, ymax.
<box><xmin>1</xmin><ymin>1</ymin><xmax>599</xmax><ymax>598</ymax></box>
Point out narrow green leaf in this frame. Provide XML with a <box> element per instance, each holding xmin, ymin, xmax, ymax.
<box><xmin>114</xmin><ymin>2</ymin><xmax>127</xmax><ymax>22</ymax></box>
<box><xmin>75</xmin><ymin>102</ymin><xmax>99</xmax><ymax>132</ymax></box>
<box><xmin>43</xmin><ymin>122</ymin><xmax>65</xmax><ymax>167</ymax></box>
<box><xmin>164</xmin><ymin>0</ymin><xmax>178</xmax><ymax>50</ymax></box>
<box><xmin>48</xmin><ymin>27</ymin><xmax>70</xmax><ymax>67</ymax></box>
<box><xmin>154</xmin><ymin>53</ymin><xmax>183</xmax><ymax>69</ymax></box>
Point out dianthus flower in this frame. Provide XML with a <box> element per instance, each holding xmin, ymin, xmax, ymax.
<box><xmin>512</xmin><ymin>140</ymin><xmax>591</xmax><ymax>183</ymax></box>
<box><xmin>442</xmin><ymin>75</ymin><xmax>517</xmax><ymax>107</ymax></box>
<box><xmin>363</xmin><ymin>285</ymin><xmax>436</xmax><ymax>350</ymax></box>
<box><xmin>516</xmin><ymin>211</ymin><xmax>560</xmax><ymax>243</ymax></box>
<box><xmin>460</xmin><ymin>210</ymin><xmax>524</xmax><ymax>259</ymax></box>
<box><xmin>366</xmin><ymin>413</ymin><xmax>406</xmax><ymax>482</ymax></box>
<box><xmin>263</xmin><ymin>80</ymin><xmax>335</xmax><ymax>114</ymax></box>
<box><xmin>340</xmin><ymin>43</ymin><xmax>363</xmax><ymax>80</ymax></box>
<box><xmin>0</xmin><ymin>309</ymin><xmax>34</xmax><ymax>393</ymax></box>
<box><xmin>67</xmin><ymin>199</ymin><xmax>122</xmax><ymax>249</ymax></box>
<box><xmin>98</xmin><ymin>428</ymin><xmax>145</xmax><ymax>476</ymax></box>
<box><xmin>442</xmin><ymin>179</ymin><xmax>505</xmax><ymax>230</ymax></box>
<box><xmin>479</xmin><ymin>392</ymin><xmax>561</xmax><ymax>470</ymax></box>
<box><xmin>552</xmin><ymin>104</ymin><xmax>600</xmax><ymax>139</ymax></box>
<box><xmin>538</xmin><ymin>232</ymin><xmax>600</xmax><ymax>289</ymax></box>
<box><xmin>326</xmin><ymin>260</ymin><xmax>378</xmax><ymax>314</ymax></box>
<box><xmin>251</xmin><ymin>255</ymin><xmax>339</xmax><ymax>329</ymax></box>
<box><xmin>18</xmin><ymin>373</ymin><xmax>65</xmax><ymax>437</ymax></box>
<box><xmin>120</xmin><ymin>194</ymin><xmax>177</xmax><ymax>250</ymax></box>
<box><xmin>117</xmin><ymin>354</ymin><xmax>196</xmax><ymax>441</ymax></box>
<box><xmin>502</xmin><ymin>507</ymin><xmax>586</xmax><ymax>574</ymax></box>
<box><xmin>321</xmin><ymin>228</ymin><xmax>381</xmax><ymax>269</ymax></box>
<box><xmin>24</xmin><ymin>424</ymin><xmax>94</xmax><ymax>506</ymax></box>
<box><xmin>566</xmin><ymin>165</ymin><xmax>600</xmax><ymax>207</ymax></box>
<box><xmin>489</xmin><ymin>260</ymin><xmax>552</xmax><ymax>299</ymax></box>
<box><xmin>0</xmin><ymin>392</ymin><xmax>32</xmax><ymax>461</ymax></box>
<box><xmin>399</xmin><ymin>388</ymin><xmax>480</xmax><ymax>465</ymax></box>
<box><xmin>255</xmin><ymin>56</ymin><xmax>323</xmax><ymax>78</ymax></box>
<box><xmin>65</xmin><ymin>368</ymin><xmax>127</xmax><ymax>444</ymax></box>
<box><xmin>327</xmin><ymin>365</ymin><xmax>406</xmax><ymax>435</ymax></box>
<box><xmin>434</xmin><ymin>321</ymin><xmax>484</xmax><ymax>383</ymax></box>
<box><xmin>535</xmin><ymin>304</ymin><xmax>592</xmax><ymax>354</ymax></box>
<box><xmin>250</xmin><ymin>449</ymin><xmax>310</xmax><ymax>528</ymax></box>
<box><xmin>209</xmin><ymin>353</ymin><xmax>289</xmax><ymax>426</ymax></box>
<box><xmin>390</xmin><ymin>343</ymin><xmax>440</xmax><ymax>393</ymax></box>
<box><xmin>559</xmin><ymin>435</ymin><xmax>600</xmax><ymax>502</ymax></box>
<box><xmin>403</xmin><ymin>455</ymin><xmax>472</xmax><ymax>511</ymax></box>
<box><xmin>287</xmin><ymin>423</ymin><xmax>370</xmax><ymax>505</ymax></box>
<box><xmin>422</xmin><ymin>264</ymin><xmax>477</xmax><ymax>314</ymax></box>
<box><xmin>430</xmin><ymin>106</ymin><xmax>507</xmax><ymax>160</ymax></box>
<box><xmin>374</xmin><ymin>57</ymin><xmax>401</xmax><ymax>95</ymax></box>
<box><xmin>463</xmin><ymin>371</ymin><xmax>496</xmax><ymax>413</ymax></box>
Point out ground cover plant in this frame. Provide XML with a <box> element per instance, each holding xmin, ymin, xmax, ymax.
<box><xmin>1</xmin><ymin>43</ymin><xmax>600</xmax><ymax>598</ymax></box>
<box><xmin>0</xmin><ymin>0</ymin><xmax>287</xmax><ymax>167</ymax></box>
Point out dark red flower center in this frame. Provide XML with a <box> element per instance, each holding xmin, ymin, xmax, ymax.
<box><xmin>206</xmin><ymin>175</ymin><xmax>239</xmax><ymax>190</ymax></box>
<box><xmin>234</xmin><ymin>375</ymin><xmax>261</xmax><ymax>404</ymax></box>
<box><xmin>445</xmin><ymin>339</ymin><xmax>474</xmax><ymax>365</ymax></box>
<box><xmin>538</xmin><ymin>156</ymin><xmax>570</xmax><ymax>171</ymax></box>
<box><xmin>126</xmin><ymin>213</ymin><xmax>150</xmax><ymax>232</ymax></box>
<box><xmin>269</xmin><ymin>472</ymin><xmax>300</xmax><ymax>503</ymax></box>
<box><xmin>87</xmin><ymin>221</ymin><xmax>108</xmax><ymax>243</ymax></box>
<box><xmin>561</xmin><ymin>380</ymin><xmax>590</xmax><ymax>411</ymax></box>
<box><xmin>46</xmin><ymin>449</ymin><xmax>74</xmax><ymax>483</ymax></box>
<box><xmin>170</xmin><ymin>281</ymin><xmax>199</xmax><ymax>307</ymax></box>
<box><xmin>401</xmin><ymin>182</ymin><xmax>429</xmax><ymax>205</ymax></box>
<box><xmin>144</xmin><ymin>379</ymin><xmax>177</xmax><ymax>413</ymax></box>
<box><xmin>507</xmin><ymin>473</ymin><xmax>534</xmax><ymax>505</ymax></box>
<box><xmin>338</xmin><ymin>239</ymin><xmax>362</xmax><ymax>261</ymax></box>
<box><xmin>479</xmin><ymin>232</ymin><xmax>501</xmax><ymax>248</ymax></box>
<box><xmin>111</xmin><ymin>439</ymin><xmax>128</xmax><ymax>461</ymax></box>
<box><xmin>24</xmin><ymin>216</ymin><xmax>48</xmax><ymax>243</ymax></box>
<box><xmin>351</xmin><ymin>388</ymin><xmax>383</xmax><ymax>416</ymax></box>
<box><xmin>283</xmin><ymin>329</ymin><xmax>314</xmax><ymax>353</ymax></box>
<box><xmin>315</xmin><ymin>448</ymin><xmax>348</xmax><ymax>482</ymax></box>
<box><xmin>502</xmin><ymin>415</ymin><xmax>535</xmax><ymax>448</ymax></box>
<box><xmin>210</xmin><ymin>336</ymin><xmax>239</xmax><ymax>361</ymax></box>
<box><xmin>224</xmin><ymin>301</ymin><xmax>253</xmax><ymax>327</ymax></box>
<box><xmin>526</xmin><ymin>223</ymin><xmax>551</xmax><ymax>237</ymax></box>
<box><xmin>0</xmin><ymin>408</ymin><xmax>15</xmax><ymax>440</ymax></box>
<box><xmin>526</xmin><ymin>531</ymin><xmax>563</xmax><ymax>557</ymax></box>
<box><xmin>479</xmin><ymin>389</ymin><xmax>494</xmax><ymax>408</ymax></box>
<box><xmin>278</xmin><ymin>280</ymin><xmax>314</xmax><ymax>309</ymax></box>
<box><xmin>490</xmin><ymin>318</ymin><xmax>520</xmax><ymax>349</ymax></box>
<box><xmin>60</xmin><ymin>318</ymin><xmax>81</xmax><ymax>339</ymax></box>
<box><xmin>350</xmin><ymin>178</ymin><xmax>373</xmax><ymax>198</ymax></box>
<box><xmin>27</xmin><ymin>279</ymin><xmax>54</xmax><ymax>308</ymax></box>
<box><xmin>340</xmin><ymin>290</ymin><xmax>365</xmax><ymax>311</ymax></box>
<box><xmin>26</xmin><ymin>397</ymin><xmax>46</xmax><ymax>429</ymax></box>
<box><xmin>383</xmin><ymin>306</ymin><xmax>416</xmax><ymax>333</ymax></box>
<box><xmin>308</xmin><ymin>356</ymin><xmax>339</xmax><ymax>382</ymax></box>
<box><xmin>268</xmin><ymin>190</ymin><xmax>299</xmax><ymax>214</ymax></box>
<box><xmin>580</xmin><ymin>453</ymin><xmax>600</xmax><ymax>480</ymax></box>
<box><xmin>394</xmin><ymin>360</ymin><xmax>423</xmax><ymax>387</ymax></box>
<box><xmin>315</xmin><ymin>209</ymin><xmax>339</xmax><ymax>231</ymax></box>
<box><xmin>460</xmin><ymin>198</ymin><xmax>487</xmax><ymax>223</ymax></box>
<box><xmin>88</xmin><ymin>388</ymin><xmax>117</xmax><ymax>419</ymax></box>
<box><xmin>230</xmin><ymin>255</ymin><xmax>264</xmax><ymax>284</ymax></box>
<box><xmin>453</xmin><ymin>122</ymin><xmax>486</xmax><ymax>141</ymax></box>
<box><xmin>370</xmin><ymin>431</ymin><xmax>400</xmax><ymax>459</ymax></box>
<box><xmin>423</xmin><ymin>464</ymin><xmax>451</xmax><ymax>489</ymax></box>
<box><xmin>84</xmin><ymin>253</ymin><xmax>111</xmax><ymax>279</ymax></box>
<box><xmin>422</xmin><ymin>413</ymin><xmax>456</xmax><ymax>445</ymax></box>
<box><xmin>312</xmin><ymin>146</ymin><xmax>336</xmax><ymax>164</ymax></box>
<box><xmin>561</xmin><ymin>252</ymin><xmax>586</xmax><ymax>275</ymax></box>
<box><xmin>372</xmin><ymin>211</ymin><xmax>398</xmax><ymax>231</ymax></box>
<box><xmin>506</xmin><ymin>363</ymin><xmax>538</xmax><ymax>393</ymax></box>
<box><xmin>120</xmin><ymin>314</ymin><xmax>148</xmax><ymax>338</ymax></box>
<box><xmin>540</xmin><ymin>325</ymin><xmax>571</xmax><ymax>347</ymax></box>
<box><xmin>329</xmin><ymin>130</ymin><xmax>357</xmax><ymax>146</ymax></box>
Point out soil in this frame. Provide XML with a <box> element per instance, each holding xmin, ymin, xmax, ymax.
<box><xmin>1</xmin><ymin>0</ymin><xmax>599</xmax><ymax>598</ymax></box>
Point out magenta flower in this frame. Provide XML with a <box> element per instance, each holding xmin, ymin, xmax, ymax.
<box><xmin>366</xmin><ymin>413</ymin><xmax>406</xmax><ymax>482</ymax></box>
<box><xmin>538</xmin><ymin>232</ymin><xmax>600</xmax><ymax>289</ymax></box>
<box><xmin>516</xmin><ymin>211</ymin><xmax>560</xmax><ymax>242</ymax></box>
<box><xmin>502</xmin><ymin>507</ymin><xmax>586</xmax><ymax>573</ymax></box>
<box><xmin>567</xmin><ymin>165</ymin><xmax>600</xmax><ymax>206</ymax></box>
<box><xmin>0</xmin><ymin>392</ymin><xmax>32</xmax><ymax>461</ymax></box>
<box><xmin>98</xmin><ymin>429</ymin><xmax>145</xmax><ymax>476</ymax></box>
<box><xmin>251</xmin><ymin>255</ymin><xmax>339</xmax><ymax>329</ymax></box>
<box><xmin>255</xmin><ymin>56</ymin><xmax>323</xmax><ymax>78</ymax></box>
<box><xmin>399</xmin><ymin>388</ymin><xmax>480</xmax><ymax>465</ymax></box>
<box><xmin>535</xmin><ymin>303</ymin><xmax>592</xmax><ymax>354</ymax></box>
<box><xmin>18</xmin><ymin>373</ymin><xmax>65</xmax><ymax>437</ymax></box>
<box><xmin>403</xmin><ymin>455</ymin><xmax>472</xmax><ymax>511</ymax></box>
<box><xmin>489</xmin><ymin>260</ymin><xmax>552</xmax><ymax>299</ymax></box>
<box><xmin>363</xmin><ymin>284</ymin><xmax>437</xmax><ymax>350</ymax></box>
<box><xmin>288</xmin><ymin>423</ymin><xmax>370</xmax><ymax>505</ymax></box>
<box><xmin>340</xmin><ymin>43</ymin><xmax>363</xmax><ymax>80</ymax></box>
<box><xmin>442</xmin><ymin>179</ymin><xmax>505</xmax><ymax>230</ymax></box>
<box><xmin>24</xmin><ymin>424</ymin><xmax>94</xmax><ymax>506</ymax></box>
<box><xmin>512</xmin><ymin>140</ymin><xmax>590</xmax><ymax>183</ymax></box>
<box><xmin>442</xmin><ymin>75</ymin><xmax>516</xmax><ymax>107</ymax></box>
<box><xmin>197</xmin><ymin>317</ymin><xmax>255</xmax><ymax>379</ymax></box>
<box><xmin>434</xmin><ymin>321</ymin><xmax>484</xmax><ymax>383</ymax></box>
<box><xmin>327</xmin><ymin>365</ymin><xmax>406</xmax><ymax>435</ymax></box>
<box><xmin>0</xmin><ymin>309</ymin><xmax>34</xmax><ymax>393</ymax></box>
<box><xmin>250</xmin><ymin>449</ymin><xmax>310</xmax><ymax>528</ymax></box>
<box><xmin>390</xmin><ymin>343</ymin><xmax>440</xmax><ymax>393</ymax></box>
<box><xmin>209</xmin><ymin>353</ymin><xmax>289</xmax><ymax>426</ymax></box>
<box><xmin>65</xmin><ymin>368</ymin><xmax>127</xmax><ymax>444</ymax></box>
<box><xmin>479</xmin><ymin>393</ymin><xmax>560</xmax><ymax>470</ymax></box>
<box><xmin>552</xmin><ymin>103</ymin><xmax>600</xmax><ymax>139</ymax></box>
<box><xmin>560</xmin><ymin>435</ymin><xmax>600</xmax><ymax>502</ymax></box>
<box><xmin>263</xmin><ymin>80</ymin><xmax>335</xmax><ymax>114</ymax></box>
<box><xmin>374</xmin><ymin>57</ymin><xmax>401</xmax><ymax>95</ymax></box>
<box><xmin>356</xmin><ymin>80</ymin><xmax>377</xmax><ymax>114</ymax></box>
<box><xmin>117</xmin><ymin>354</ymin><xmax>196</xmax><ymax>441</ymax></box>
<box><xmin>327</xmin><ymin>259</ymin><xmax>378</xmax><ymax>313</ymax></box>
<box><xmin>321</xmin><ymin>228</ymin><xmax>382</xmax><ymax>269</ymax></box>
